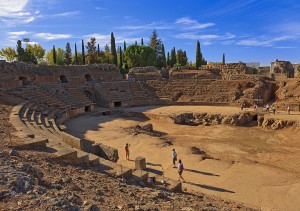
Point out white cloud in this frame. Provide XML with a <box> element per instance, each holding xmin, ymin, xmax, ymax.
<box><xmin>0</xmin><ymin>0</ymin><xmax>39</xmax><ymax>25</ymax></box>
<box><xmin>34</xmin><ymin>33</ymin><xmax>72</xmax><ymax>40</ymax></box>
<box><xmin>95</xmin><ymin>7</ymin><xmax>107</xmax><ymax>10</ymax></box>
<box><xmin>175</xmin><ymin>17</ymin><xmax>215</xmax><ymax>30</ymax></box>
<box><xmin>0</xmin><ymin>0</ymin><xmax>29</xmax><ymax>17</ymax></box>
<box><xmin>175</xmin><ymin>33</ymin><xmax>220</xmax><ymax>40</ymax></box>
<box><xmin>116</xmin><ymin>22</ymin><xmax>171</xmax><ymax>30</ymax></box>
<box><xmin>7</xmin><ymin>31</ymin><xmax>29</xmax><ymax>36</ymax></box>
<box><xmin>52</xmin><ymin>11</ymin><xmax>80</xmax><ymax>17</ymax></box>
<box><xmin>237</xmin><ymin>35</ymin><xmax>296</xmax><ymax>47</ymax></box>
<box><xmin>175</xmin><ymin>17</ymin><xmax>197</xmax><ymax>25</ymax></box>
<box><xmin>274</xmin><ymin>46</ymin><xmax>296</xmax><ymax>49</ymax></box>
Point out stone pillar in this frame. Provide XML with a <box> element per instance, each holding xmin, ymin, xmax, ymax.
<box><xmin>135</xmin><ymin>156</ymin><xmax>146</xmax><ymax>170</ymax></box>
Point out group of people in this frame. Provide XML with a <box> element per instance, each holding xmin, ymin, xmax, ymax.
<box><xmin>125</xmin><ymin>144</ymin><xmax>185</xmax><ymax>183</ymax></box>
<box><xmin>172</xmin><ymin>148</ymin><xmax>185</xmax><ymax>183</ymax></box>
<box><xmin>262</xmin><ymin>103</ymin><xmax>276</xmax><ymax>114</ymax></box>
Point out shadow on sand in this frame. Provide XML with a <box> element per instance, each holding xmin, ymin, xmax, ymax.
<box><xmin>186</xmin><ymin>182</ymin><xmax>235</xmax><ymax>193</ymax></box>
<box><xmin>185</xmin><ymin>168</ymin><xmax>220</xmax><ymax>177</ymax></box>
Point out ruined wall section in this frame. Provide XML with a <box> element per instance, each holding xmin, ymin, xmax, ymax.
<box><xmin>206</xmin><ymin>63</ymin><xmax>248</xmax><ymax>80</ymax></box>
<box><xmin>127</xmin><ymin>66</ymin><xmax>162</xmax><ymax>81</ymax></box>
<box><xmin>0</xmin><ymin>61</ymin><xmax>122</xmax><ymax>88</ymax></box>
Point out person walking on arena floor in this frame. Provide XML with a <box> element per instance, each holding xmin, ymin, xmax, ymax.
<box><xmin>178</xmin><ymin>159</ymin><xmax>185</xmax><ymax>183</ymax></box>
<box><xmin>125</xmin><ymin>143</ymin><xmax>130</xmax><ymax>160</ymax></box>
<box><xmin>172</xmin><ymin>148</ymin><xmax>177</xmax><ymax>168</ymax></box>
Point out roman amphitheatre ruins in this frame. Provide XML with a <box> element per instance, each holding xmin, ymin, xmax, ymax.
<box><xmin>1</xmin><ymin>60</ymin><xmax>300</xmax><ymax>210</ymax></box>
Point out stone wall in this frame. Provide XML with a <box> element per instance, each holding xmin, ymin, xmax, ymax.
<box><xmin>128</xmin><ymin>66</ymin><xmax>162</xmax><ymax>81</ymax></box>
<box><xmin>170</xmin><ymin>69</ymin><xmax>221</xmax><ymax>80</ymax></box>
<box><xmin>61</xmin><ymin>132</ymin><xmax>119</xmax><ymax>162</ymax></box>
<box><xmin>0</xmin><ymin>61</ymin><xmax>122</xmax><ymax>86</ymax></box>
<box><xmin>206</xmin><ymin>63</ymin><xmax>248</xmax><ymax>80</ymax></box>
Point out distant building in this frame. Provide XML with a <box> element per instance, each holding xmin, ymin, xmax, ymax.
<box><xmin>245</xmin><ymin>62</ymin><xmax>260</xmax><ymax>69</ymax></box>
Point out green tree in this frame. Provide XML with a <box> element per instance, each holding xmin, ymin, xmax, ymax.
<box><xmin>222</xmin><ymin>53</ymin><xmax>225</xmax><ymax>64</ymax></box>
<box><xmin>16</xmin><ymin>40</ymin><xmax>26</xmax><ymax>62</ymax></box>
<box><xmin>74</xmin><ymin>43</ymin><xmax>78</xmax><ymax>65</ymax></box>
<box><xmin>45</xmin><ymin>50</ymin><xmax>54</xmax><ymax>65</ymax></box>
<box><xmin>97</xmin><ymin>44</ymin><xmax>100</xmax><ymax>57</ymax></box>
<box><xmin>123</xmin><ymin>44</ymin><xmax>156</xmax><ymax>68</ymax></box>
<box><xmin>0</xmin><ymin>47</ymin><xmax>16</xmax><ymax>61</ymax></box>
<box><xmin>110</xmin><ymin>32</ymin><xmax>118</xmax><ymax>65</ymax></box>
<box><xmin>86</xmin><ymin>37</ymin><xmax>97</xmax><ymax>64</ymax></box>
<box><xmin>82</xmin><ymin>39</ymin><xmax>85</xmax><ymax>65</ymax></box>
<box><xmin>166</xmin><ymin>52</ymin><xmax>170</xmax><ymax>66</ymax></box>
<box><xmin>149</xmin><ymin>30</ymin><xmax>165</xmax><ymax>68</ymax></box>
<box><xmin>25</xmin><ymin>44</ymin><xmax>37</xmax><ymax>64</ymax></box>
<box><xmin>176</xmin><ymin>49</ymin><xmax>188</xmax><ymax>66</ymax></box>
<box><xmin>64</xmin><ymin>42</ymin><xmax>72</xmax><ymax>65</ymax></box>
<box><xmin>53</xmin><ymin>45</ymin><xmax>57</xmax><ymax>65</ymax></box>
<box><xmin>56</xmin><ymin>48</ymin><xmax>65</xmax><ymax>65</ymax></box>
<box><xmin>123</xmin><ymin>41</ymin><xmax>127</xmax><ymax>52</ymax></box>
<box><xmin>161</xmin><ymin>44</ymin><xmax>166</xmax><ymax>68</ymax></box>
<box><xmin>141</xmin><ymin>38</ymin><xmax>144</xmax><ymax>46</ymax></box>
<box><xmin>32</xmin><ymin>44</ymin><xmax>45</xmax><ymax>62</ymax></box>
<box><xmin>72</xmin><ymin>51</ymin><xmax>82</xmax><ymax>65</ymax></box>
<box><xmin>104</xmin><ymin>44</ymin><xmax>111</xmax><ymax>63</ymax></box>
<box><xmin>196</xmin><ymin>41</ymin><xmax>202</xmax><ymax>69</ymax></box>
<box><xmin>170</xmin><ymin>47</ymin><xmax>176</xmax><ymax>67</ymax></box>
<box><xmin>119</xmin><ymin>46</ymin><xmax>123</xmax><ymax>68</ymax></box>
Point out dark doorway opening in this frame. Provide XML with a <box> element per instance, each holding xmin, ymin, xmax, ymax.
<box><xmin>252</xmin><ymin>114</ymin><xmax>258</xmax><ymax>121</ymax></box>
<box><xmin>85</xmin><ymin>74</ymin><xmax>93</xmax><ymax>81</ymax></box>
<box><xmin>114</xmin><ymin>101</ymin><xmax>122</xmax><ymax>107</ymax></box>
<box><xmin>19</xmin><ymin>77</ymin><xmax>30</xmax><ymax>86</ymax></box>
<box><xmin>60</xmin><ymin>75</ymin><xmax>68</xmax><ymax>83</ymax></box>
<box><xmin>85</xmin><ymin>106</ymin><xmax>91</xmax><ymax>112</ymax></box>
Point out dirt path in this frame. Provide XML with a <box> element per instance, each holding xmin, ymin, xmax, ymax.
<box><xmin>65</xmin><ymin>106</ymin><xmax>300</xmax><ymax>211</ymax></box>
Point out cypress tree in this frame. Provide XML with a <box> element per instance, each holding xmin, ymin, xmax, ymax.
<box><xmin>123</xmin><ymin>41</ymin><xmax>127</xmax><ymax>52</ymax></box>
<box><xmin>141</xmin><ymin>38</ymin><xmax>144</xmax><ymax>46</ymax></box>
<box><xmin>119</xmin><ymin>46</ymin><xmax>123</xmax><ymax>68</ymax></box>
<box><xmin>135</xmin><ymin>41</ymin><xmax>138</xmax><ymax>45</ymax></box>
<box><xmin>110</xmin><ymin>32</ymin><xmax>118</xmax><ymax>65</ymax></box>
<box><xmin>196</xmin><ymin>41</ymin><xmax>202</xmax><ymax>69</ymax></box>
<box><xmin>74</xmin><ymin>43</ymin><xmax>78</xmax><ymax>65</ymax></box>
<box><xmin>222</xmin><ymin>53</ymin><xmax>225</xmax><ymax>64</ymax></box>
<box><xmin>161</xmin><ymin>43</ymin><xmax>166</xmax><ymax>67</ymax></box>
<box><xmin>53</xmin><ymin>45</ymin><xmax>57</xmax><ymax>65</ymax></box>
<box><xmin>82</xmin><ymin>39</ymin><xmax>85</xmax><ymax>65</ymax></box>
<box><xmin>170</xmin><ymin>47</ymin><xmax>176</xmax><ymax>67</ymax></box>
<box><xmin>167</xmin><ymin>52</ymin><xmax>170</xmax><ymax>66</ymax></box>
<box><xmin>97</xmin><ymin>44</ymin><xmax>100</xmax><ymax>56</ymax></box>
<box><xmin>64</xmin><ymin>42</ymin><xmax>72</xmax><ymax>65</ymax></box>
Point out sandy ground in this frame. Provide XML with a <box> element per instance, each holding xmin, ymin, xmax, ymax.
<box><xmin>65</xmin><ymin>106</ymin><xmax>300</xmax><ymax>211</ymax></box>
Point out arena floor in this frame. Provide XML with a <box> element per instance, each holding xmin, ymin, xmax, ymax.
<box><xmin>65</xmin><ymin>105</ymin><xmax>300</xmax><ymax>211</ymax></box>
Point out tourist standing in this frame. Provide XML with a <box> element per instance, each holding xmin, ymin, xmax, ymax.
<box><xmin>178</xmin><ymin>159</ymin><xmax>185</xmax><ymax>183</ymax></box>
<box><xmin>287</xmin><ymin>106</ymin><xmax>291</xmax><ymax>115</ymax></box>
<box><xmin>266</xmin><ymin>104</ymin><xmax>269</xmax><ymax>114</ymax></box>
<box><xmin>172</xmin><ymin>148</ymin><xmax>177</xmax><ymax>167</ymax></box>
<box><xmin>272</xmin><ymin>105</ymin><xmax>276</xmax><ymax>115</ymax></box>
<box><xmin>125</xmin><ymin>143</ymin><xmax>130</xmax><ymax>160</ymax></box>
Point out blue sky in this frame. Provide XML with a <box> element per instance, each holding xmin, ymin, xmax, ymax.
<box><xmin>0</xmin><ymin>0</ymin><xmax>300</xmax><ymax>66</ymax></box>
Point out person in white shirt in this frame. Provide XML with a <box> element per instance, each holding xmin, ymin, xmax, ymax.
<box><xmin>178</xmin><ymin>159</ymin><xmax>185</xmax><ymax>183</ymax></box>
<box><xmin>172</xmin><ymin>148</ymin><xmax>177</xmax><ymax>167</ymax></box>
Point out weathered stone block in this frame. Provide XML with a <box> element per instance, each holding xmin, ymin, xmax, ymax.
<box><xmin>132</xmin><ymin>170</ymin><xmax>148</xmax><ymax>182</ymax></box>
<box><xmin>135</xmin><ymin>156</ymin><xmax>146</xmax><ymax>170</ymax></box>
